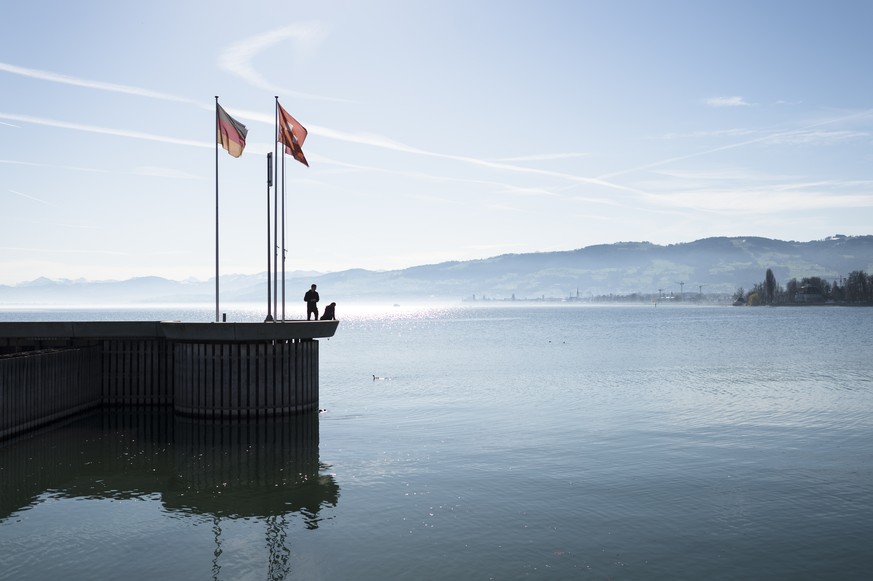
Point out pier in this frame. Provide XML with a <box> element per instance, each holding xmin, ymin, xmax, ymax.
<box><xmin>0</xmin><ymin>320</ymin><xmax>338</xmax><ymax>440</ymax></box>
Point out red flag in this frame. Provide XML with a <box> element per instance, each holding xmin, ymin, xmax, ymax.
<box><xmin>216</xmin><ymin>104</ymin><xmax>248</xmax><ymax>157</ymax></box>
<box><xmin>277</xmin><ymin>102</ymin><xmax>308</xmax><ymax>167</ymax></box>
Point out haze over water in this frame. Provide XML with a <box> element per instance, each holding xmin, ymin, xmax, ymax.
<box><xmin>1</xmin><ymin>303</ymin><xmax>872</xmax><ymax>579</ymax></box>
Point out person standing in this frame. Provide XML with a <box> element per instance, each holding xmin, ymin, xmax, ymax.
<box><xmin>304</xmin><ymin>284</ymin><xmax>319</xmax><ymax>320</ymax></box>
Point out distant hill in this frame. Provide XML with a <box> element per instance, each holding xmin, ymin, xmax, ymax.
<box><xmin>2</xmin><ymin>235</ymin><xmax>872</xmax><ymax>304</ymax></box>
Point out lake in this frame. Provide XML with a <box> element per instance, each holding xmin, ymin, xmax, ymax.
<box><xmin>1</xmin><ymin>303</ymin><xmax>872</xmax><ymax>580</ymax></box>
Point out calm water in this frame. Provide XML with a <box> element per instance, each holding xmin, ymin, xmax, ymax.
<box><xmin>1</xmin><ymin>303</ymin><xmax>872</xmax><ymax>580</ymax></box>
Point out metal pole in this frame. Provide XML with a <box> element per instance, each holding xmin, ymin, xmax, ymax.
<box><xmin>265</xmin><ymin>152</ymin><xmax>273</xmax><ymax>322</ymax></box>
<box><xmin>273</xmin><ymin>96</ymin><xmax>279</xmax><ymax>319</ymax></box>
<box><xmin>281</xmin><ymin>151</ymin><xmax>286</xmax><ymax>321</ymax></box>
<box><xmin>214</xmin><ymin>96</ymin><xmax>220</xmax><ymax>323</ymax></box>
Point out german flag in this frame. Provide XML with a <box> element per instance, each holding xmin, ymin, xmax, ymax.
<box><xmin>216</xmin><ymin>104</ymin><xmax>247</xmax><ymax>158</ymax></box>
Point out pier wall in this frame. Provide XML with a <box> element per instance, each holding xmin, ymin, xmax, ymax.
<box><xmin>0</xmin><ymin>347</ymin><xmax>102</xmax><ymax>440</ymax></box>
<box><xmin>0</xmin><ymin>321</ymin><xmax>337</xmax><ymax>440</ymax></box>
<box><xmin>101</xmin><ymin>337</ymin><xmax>173</xmax><ymax>406</ymax></box>
<box><xmin>173</xmin><ymin>339</ymin><xmax>318</xmax><ymax>418</ymax></box>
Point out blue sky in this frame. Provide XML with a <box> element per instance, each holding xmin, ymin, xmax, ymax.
<box><xmin>2</xmin><ymin>0</ymin><xmax>873</xmax><ymax>284</ymax></box>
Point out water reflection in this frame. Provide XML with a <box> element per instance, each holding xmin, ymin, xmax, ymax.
<box><xmin>168</xmin><ymin>413</ymin><xmax>338</xmax><ymax>524</ymax></box>
<box><xmin>0</xmin><ymin>408</ymin><xmax>339</xmax><ymax>579</ymax></box>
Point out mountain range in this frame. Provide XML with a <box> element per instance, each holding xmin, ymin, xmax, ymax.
<box><xmin>2</xmin><ymin>235</ymin><xmax>872</xmax><ymax>305</ymax></box>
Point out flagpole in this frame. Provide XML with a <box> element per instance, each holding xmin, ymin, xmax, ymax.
<box><xmin>266</xmin><ymin>99</ymin><xmax>277</xmax><ymax>323</ymax></box>
<box><xmin>214</xmin><ymin>96</ymin><xmax>220</xmax><ymax>323</ymax></box>
<box><xmin>273</xmin><ymin>96</ymin><xmax>279</xmax><ymax>320</ymax></box>
<box><xmin>265</xmin><ymin>152</ymin><xmax>273</xmax><ymax>322</ymax></box>
<box><xmin>275</xmin><ymin>99</ymin><xmax>308</xmax><ymax>322</ymax></box>
<box><xmin>281</xmin><ymin>152</ymin><xmax>286</xmax><ymax>321</ymax></box>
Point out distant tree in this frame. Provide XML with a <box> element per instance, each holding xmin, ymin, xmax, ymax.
<box><xmin>733</xmin><ymin>287</ymin><xmax>745</xmax><ymax>302</ymax></box>
<box><xmin>866</xmin><ymin>274</ymin><xmax>873</xmax><ymax>302</ymax></box>
<box><xmin>846</xmin><ymin>270</ymin><xmax>870</xmax><ymax>303</ymax></box>
<box><xmin>865</xmin><ymin>274</ymin><xmax>873</xmax><ymax>302</ymax></box>
<box><xmin>786</xmin><ymin>278</ymin><xmax>799</xmax><ymax>302</ymax></box>
<box><xmin>831</xmin><ymin>279</ymin><xmax>845</xmax><ymax>302</ymax></box>
<box><xmin>749</xmin><ymin>282</ymin><xmax>766</xmax><ymax>305</ymax></box>
<box><xmin>765</xmin><ymin>268</ymin><xmax>776</xmax><ymax>305</ymax></box>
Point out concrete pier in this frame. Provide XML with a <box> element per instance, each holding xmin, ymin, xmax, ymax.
<box><xmin>0</xmin><ymin>321</ymin><xmax>338</xmax><ymax>440</ymax></box>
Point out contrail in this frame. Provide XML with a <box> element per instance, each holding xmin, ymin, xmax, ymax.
<box><xmin>598</xmin><ymin>108</ymin><xmax>873</xmax><ymax>180</ymax></box>
<box><xmin>0</xmin><ymin>112</ymin><xmax>209</xmax><ymax>148</ymax></box>
<box><xmin>8</xmin><ymin>189</ymin><xmax>51</xmax><ymax>205</ymax></box>
<box><xmin>0</xmin><ymin>61</ymin><xmax>203</xmax><ymax>107</ymax></box>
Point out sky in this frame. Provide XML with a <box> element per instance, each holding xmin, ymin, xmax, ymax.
<box><xmin>2</xmin><ymin>0</ymin><xmax>873</xmax><ymax>285</ymax></box>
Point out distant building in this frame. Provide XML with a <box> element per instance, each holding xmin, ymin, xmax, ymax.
<box><xmin>795</xmin><ymin>284</ymin><xmax>823</xmax><ymax>303</ymax></box>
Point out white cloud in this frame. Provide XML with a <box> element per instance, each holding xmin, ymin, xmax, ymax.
<box><xmin>0</xmin><ymin>158</ymin><xmax>111</xmax><ymax>173</ymax></box>
<box><xmin>659</xmin><ymin>128</ymin><xmax>759</xmax><ymax>140</ymax></box>
<box><xmin>650</xmin><ymin>167</ymin><xmax>800</xmax><ymax>182</ymax></box>
<box><xmin>763</xmin><ymin>129</ymin><xmax>868</xmax><ymax>145</ymax></box>
<box><xmin>134</xmin><ymin>166</ymin><xmax>208</xmax><ymax>180</ymax></box>
<box><xmin>703</xmin><ymin>96</ymin><xmax>754</xmax><ymax>107</ymax></box>
<box><xmin>218</xmin><ymin>23</ymin><xmax>344</xmax><ymax>101</ymax></box>
<box><xmin>651</xmin><ymin>187</ymin><xmax>873</xmax><ymax>213</ymax></box>
<box><xmin>494</xmin><ymin>152</ymin><xmax>590</xmax><ymax>162</ymax></box>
